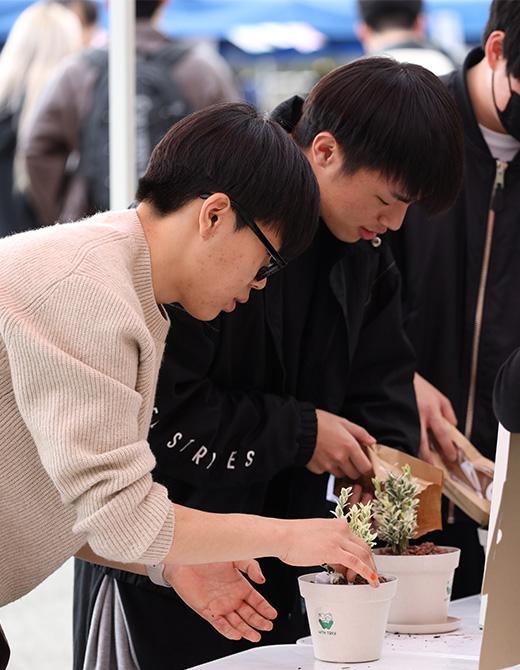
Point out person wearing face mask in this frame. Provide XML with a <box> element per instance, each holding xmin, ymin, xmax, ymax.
<box><xmin>390</xmin><ymin>0</ymin><xmax>520</xmax><ymax>599</ymax></box>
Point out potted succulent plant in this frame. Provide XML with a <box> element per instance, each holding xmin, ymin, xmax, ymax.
<box><xmin>298</xmin><ymin>487</ymin><xmax>398</xmax><ymax>663</ymax></box>
<box><xmin>372</xmin><ymin>465</ymin><xmax>461</xmax><ymax>633</ymax></box>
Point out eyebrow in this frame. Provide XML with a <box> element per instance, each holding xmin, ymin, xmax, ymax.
<box><xmin>391</xmin><ymin>191</ymin><xmax>414</xmax><ymax>204</ymax></box>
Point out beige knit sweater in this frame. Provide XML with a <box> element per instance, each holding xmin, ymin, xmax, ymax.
<box><xmin>0</xmin><ymin>210</ymin><xmax>174</xmax><ymax>605</ymax></box>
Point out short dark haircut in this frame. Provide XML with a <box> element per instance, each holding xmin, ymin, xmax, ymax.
<box><xmin>136</xmin><ymin>103</ymin><xmax>320</xmax><ymax>260</ymax></box>
<box><xmin>136</xmin><ymin>1</ymin><xmax>162</xmax><ymax>20</ymax></box>
<box><xmin>293</xmin><ymin>57</ymin><xmax>463</xmax><ymax>214</ymax></box>
<box><xmin>358</xmin><ymin>0</ymin><xmax>422</xmax><ymax>31</ymax></box>
<box><xmin>482</xmin><ymin>0</ymin><xmax>520</xmax><ymax>79</ymax></box>
<box><xmin>55</xmin><ymin>0</ymin><xmax>98</xmax><ymax>26</ymax></box>
<box><xmin>79</xmin><ymin>0</ymin><xmax>97</xmax><ymax>26</ymax></box>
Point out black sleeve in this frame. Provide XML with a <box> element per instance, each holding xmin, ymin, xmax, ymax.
<box><xmin>149</xmin><ymin>306</ymin><xmax>317</xmax><ymax>488</ymax></box>
<box><xmin>342</xmin><ymin>249</ymin><xmax>420</xmax><ymax>456</ymax></box>
<box><xmin>493</xmin><ymin>348</ymin><xmax>520</xmax><ymax>432</ymax></box>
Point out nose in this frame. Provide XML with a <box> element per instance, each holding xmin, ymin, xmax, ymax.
<box><xmin>250</xmin><ymin>277</ymin><xmax>267</xmax><ymax>291</ymax></box>
<box><xmin>378</xmin><ymin>204</ymin><xmax>409</xmax><ymax>232</ymax></box>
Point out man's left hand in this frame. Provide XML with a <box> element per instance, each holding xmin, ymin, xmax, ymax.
<box><xmin>164</xmin><ymin>560</ymin><xmax>277</xmax><ymax>642</ymax></box>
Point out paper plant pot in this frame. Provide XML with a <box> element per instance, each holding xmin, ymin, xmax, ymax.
<box><xmin>374</xmin><ymin>547</ymin><xmax>460</xmax><ymax>625</ymax></box>
<box><xmin>298</xmin><ymin>573</ymin><xmax>397</xmax><ymax>663</ymax></box>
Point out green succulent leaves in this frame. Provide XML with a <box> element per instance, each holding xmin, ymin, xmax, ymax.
<box><xmin>372</xmin><ymin>464</ymin><xmax>419</xmax><ymax>555</ymax></box>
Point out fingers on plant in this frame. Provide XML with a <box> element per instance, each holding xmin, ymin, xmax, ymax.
<box><xmin>324</xmin><ymin>486</ymin><xmax>377</xmax><ymax>582</ymax></box>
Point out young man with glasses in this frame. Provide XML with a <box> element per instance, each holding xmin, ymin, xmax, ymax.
<box><xmin>73</xmin><ymin>60</ymin><xmax>463</xmax><ymax>670</ymax></box>
<box><xmin>201</xmin><ymin>192</ymin><xmax>287</xmax><ymax>282</ymax></box>
<box><xmin>0</xmin><ymin>103</ymin><xmax>383</xmax><ymax>669</ymax></box>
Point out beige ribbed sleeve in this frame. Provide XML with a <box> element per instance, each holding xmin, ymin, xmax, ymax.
<box><xmin>0</xmin><ymin>212</ymin><xmax>178</xmax><ymax>594</ymax></box>
<box><xmin>4</xmin><ymin>270</ymin><xmax>174</xmax><ymax>564</ymax></box>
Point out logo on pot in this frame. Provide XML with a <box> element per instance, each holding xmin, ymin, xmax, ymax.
<box><xmin>318</xmin><ymin>612</ymin><xmax>334</xmax><ymax>630</ymax></box>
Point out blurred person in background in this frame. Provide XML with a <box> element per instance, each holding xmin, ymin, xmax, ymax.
<box><xmin>73</xmin><ymin>58</ymin><xmax>463</xmax><ymax>670</ymax></box>
<box><xmin>25</xmin><ymin>0</ymin><xmax>239</xmax><ymax>228</ymax></box>
<box><xmin>57</xmin><ymin>0</ymin><xmax>103</xmax><ymax>47</ymax></box>
<box><xmin>0</xmin><ymin>628</ymin><xmax>6</xmax><ymax>670</ymax></box>
<box><xmin>0</xmin><ymin>1</ymin><xmax>82</xmax><ymax>237</ymax></box>
<box><xmin>391</xmin><ymin>0</ymin><xmax>520</xmax><ymax>598</ymax></box>
<box><xmin>357</xmin><ymin>0</ymin><xmax>456</xmax><ymax>76</ymax></box>
<box><xmin>494</xmin><ymin>345</ymin><xmax>520</xmax><ymax>432</ymax></box>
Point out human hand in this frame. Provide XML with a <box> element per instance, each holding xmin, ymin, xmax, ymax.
<box><xmin>306</xmin><ymin>409</ymin><xmax>375</xmax><ymax>479</ymax></box>
<box><xmin>278</xmin><ymin>517</ymin><xmax>379</xmax><ymax>587</ymax></box>
<box><xmin>164</xmin><ymin>560</ymin><xmax>277</xmax><ymax>642</ymax></box>
<box><xmin>414</xmin><ymin>373</ymin><xmax>458</xmax><ymax>463</ymax></box>
<box><xmin>349</xmin><ymin>482</ymin><xmax>374</xmax><ymax>506</ymax></box>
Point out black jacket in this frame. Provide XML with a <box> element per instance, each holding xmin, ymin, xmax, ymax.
<box><xmin>74</xmin><ymin>221</ymin><xmax>420</xmax><ymax>670</ymax></box>
<box><xmin>150</xmin><ymin>221</ymin><xmax>419</xmax><ymax>514</ymax></box>
<box><xmin>0</xmin><ymin>107</ymin><xmax>17</xmax><ymax>237</ymax></box>
<box><xmin>391</xmin><ymin>47</ymin><xmax>520</xmax><ymax>462</ymax></box>
<box><xmin>0</xmin><ymin>106</ymin><xmax>35</xmax><ymax>237</ymax></box>
<box><xmin>493</xmin><ymin>347</ymin><xmax>520</xmax><ymax>433</ymax></box>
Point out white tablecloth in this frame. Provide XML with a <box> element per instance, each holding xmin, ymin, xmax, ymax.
<box><xmin>189</xmin><ymin>596</ymin><xmax>484</xmax><ymax>669</ymax></box>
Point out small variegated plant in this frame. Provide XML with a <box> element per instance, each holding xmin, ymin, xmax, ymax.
<box><xmin>372</xmin><ymin>464</ymin><xmax>419</xmax><ymax>555</ymax></box>
<box><xmin>322</xmin><ymin>486</ymin><xmax>377</xmax><ymax>584</ymax></box>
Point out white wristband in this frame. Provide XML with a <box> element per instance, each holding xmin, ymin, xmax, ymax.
<box><xmin>145</xmin><ymin>563</ymin><xmax>171</xmax><ymax>588</ymax></box>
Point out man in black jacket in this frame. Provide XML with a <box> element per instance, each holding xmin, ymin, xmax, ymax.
<box><xmin>391</xmin><ymin>0</ymin><xmax>520</xmax><ymax>598</ymax></box>
<box><xmin>73</xmin><ymin>58</ymin><xmax>463</xmax><ymax>670</ymax></box>
<box><xmin>494</xmin><ymin>347</ymin><xmax>520</xmax><ymax>433</ymax></box>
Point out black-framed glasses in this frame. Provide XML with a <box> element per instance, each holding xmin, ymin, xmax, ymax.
<box><xmin>200</xmin><ymin>193</ymin><xmax>287</xmax><ymax>281</ymax></box>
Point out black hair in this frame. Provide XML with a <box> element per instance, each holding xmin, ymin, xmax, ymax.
<box><xmin>80</xmin><ymin>0</ymin><xmax>97</xmax><ymax>26</ymax></box>
<box><xmin>357</xmin><ymin>0</ymin><xmax>422</xmax><ymax>31</ymax></box>
<box><xmin>54</xmin><ymin>0</ymin><xmax>98</xmax><ymax>26</ymax></box>
<box><xmin>482</xmin><ymin>0</ymin><xmax>520</xmax><ymax>79</ymax></box>
<box><xmin>136</xmin><ymin>1</ymin><xmax>162</xmax><ymax>20</ymax></box>
<box><xmin>136</xmin><ymin>103</ymin><xmax>320</xmax><ymax>260</ymax></box>
<box><xmin>292</xmin><ymin>57</ymin><xmax>463</xmax><ymax>214</ymax></box>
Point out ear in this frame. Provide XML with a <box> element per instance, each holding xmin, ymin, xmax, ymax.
<box><xmin>356</xmin><ymin>22</ymin><xmax>371</xmax><ymax>46</ymax></box>
<box><xmin>485</xmin><ymin>30</ymin><xmax>505</xmax><ymax>71</ymax></box>
<box><xmin>309</xmin><ymin>132</ymin><xmax>342</xmax><ymax>171</ymax></box>
<box><xmin>198</xmin><ymin>192</ymin><xmax>233</xmax><ymax>241</ymax></box>
<box><xmin>413</xmin><ymin>15</ymin><xmax>425</xmax><ymax>37</ymax></box>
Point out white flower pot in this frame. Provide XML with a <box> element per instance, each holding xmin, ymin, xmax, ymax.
<box><xmin>374</xmin><ymin>547</ymin><xmax>461</xmax><ymax>626</ymax></box>
<box><xmin>298</xmin><ymin>573</ymin><xmax>397</xmax><ymax>663</ymax></box>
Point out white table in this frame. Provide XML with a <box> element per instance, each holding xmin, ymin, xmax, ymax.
<box><xmin>189</xmin><ymin>596</ymin><xmax>483</xmax><ymax>669</ymax></box>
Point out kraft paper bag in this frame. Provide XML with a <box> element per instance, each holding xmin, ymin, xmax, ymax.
<box><xmin>429</xmin><ymin>420</ymin><xmax>494</xmax><ymax>527</ymax></box>
<box><xmin>335</xmin><ymin>444</ymin><xmax>444</xmax><ymax>538</ymax></box>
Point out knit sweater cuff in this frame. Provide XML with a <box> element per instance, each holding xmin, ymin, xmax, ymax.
<box><xmin>137</xmin><ymin>490</ymin><xmax>175</xmax><ymax>565</ymax></box>
<box><xmin>294</xmin><ymin>403</ymin><xmax>318</xmax><ymax>467</ymax></box>
<box><xmin>84</xmin><ymin>481</ymin><xmax>175</xmax><ymax>565</ymax></box>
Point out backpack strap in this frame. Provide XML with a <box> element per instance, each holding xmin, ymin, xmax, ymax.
<box><xmin>82</xmin><ymin>47</ymin><xmax>109</xmax><ymax>74</ymax></box>
<box><xmin>83</xmin><ymin>44</ymin><xmax>189</xmax><ymax>76</ymax></box>
<box><xmin>141</xmin><ymin>43</ymin><xmax>191</xmax><ymax>69</ymax></box>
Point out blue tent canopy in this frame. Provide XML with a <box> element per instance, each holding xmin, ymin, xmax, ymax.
<box><xmin>0</xmin><ymin>0</ymin><xmax>490</xmax><ymax>45</ymax></box>
<box><xmin>161</xmin><ymin>0</ymin><xmax>489</xmax><ymax>43</ymax></box>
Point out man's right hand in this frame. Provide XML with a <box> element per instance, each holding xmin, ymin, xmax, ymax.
<box><xmin>278</xmin><ymin>517</ymin><xmax>379</xmax><ymax>587</ymax></box>
<box><xmin>306</xmin><ymin>409</ymin><xmax>375</xmax><ymax>479</ymax></box>
<box><xmin>414</xmin><ymin>373</ymin><xmax>458</xmax><ymax>463</ymax></box>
